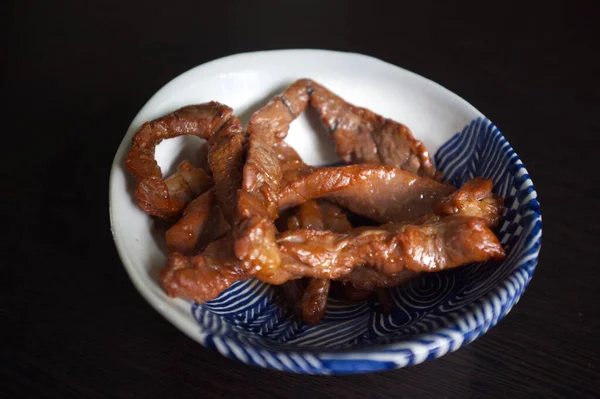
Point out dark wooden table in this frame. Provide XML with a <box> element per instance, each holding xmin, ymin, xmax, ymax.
<box><xmin>3</xmin><ymin>1</ymin><xmax>599</xmax><ymax>398</ymax></box>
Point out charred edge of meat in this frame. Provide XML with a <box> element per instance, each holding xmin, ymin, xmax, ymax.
<box><xmin>280</xmin><ymin>95</ymin><xmax>296</xmax><ymax>117</ymax></box>
<box><xmin>329</xmin><ymin>118</ymin><xmax>339</xmax><ymax>134</ymax></box>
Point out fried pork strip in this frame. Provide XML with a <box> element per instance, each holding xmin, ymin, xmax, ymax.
<box><xmin>278</xmin><ymin>164</ymin><xmax>454</xmax><ymax>223</ymax></box>
<box><xmin>165</xmin><ymin>189</ymin><xmax>230</xmax><ymax>255</ymax></box>
<box><xmin>126</xmin><ymin>102</ymin><xmax>234</xmax><ymax>220</ymax></box>
<box><xmin>234</xmin><ymin>84</ymin><xmax>311</xmax><ymax>283</ymax></box>
<box><xmin>208</xmin><ymin>117</ymin><xmax>247</xmax><ymax>225</ymax></box>
<box><xmin>435</xmin><ymin>177</ymin><xmax>504</xmax><ymax>228</ymax></box>
<box><xmin>274</xmin><ymin>141</ymin><xmax>332</xmax><ymax>324</ymax></box>
<box><xmin>305</xmin><ymin>79</ymin><xmax>437</xmax><ymax>178</ymax></box>
<box><xmin>161</xmin><ymin>235</ymin><xmax>245</xmax><ymax>303</ymax></box>
<box><xmin>278</xmin><ymin>215</ymin><xmax>505</xmax><ymax>279</ymax></box>
<box><xmin>164</xmin><ymin>116</ymin><xmax>247</xmax><ymax>255</ymax></box>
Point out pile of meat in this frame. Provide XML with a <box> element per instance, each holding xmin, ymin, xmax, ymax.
<box><xmin>125</xmin><ymin>79</ymin><xmax>505</xmax><ymax>325</ymax></box>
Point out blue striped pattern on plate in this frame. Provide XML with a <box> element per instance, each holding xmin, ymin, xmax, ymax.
<box><xmin>190</xmin><ymin>117</ymin><xmax>542</xmax><ymax>374</ymax></box>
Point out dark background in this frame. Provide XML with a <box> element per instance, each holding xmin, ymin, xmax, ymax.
<box><xmin>3</xmin><ymin>1</ymin><xmax>600</xmax><ymax>398</ymax></box>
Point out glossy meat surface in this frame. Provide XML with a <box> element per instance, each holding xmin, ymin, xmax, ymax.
<box><xmin>207</xmin><ymin>117</ymin><xmax>247</xmax><ymax>225</ymax></box>
<box><xmin>160</xmin><ymin>235</ymin><xmax>246</xmax><ymax>303</ymax></box>
<box><xmin>161</xmin><ymin>237</ymin><xmax>309</xmax><ymax>303</ymax></box>
<box><xmin>133</xmin><ymin>160</ymin><xmax>213</xmax><ymax>220</ymax></box>
<box><xmin>165</xmin><ymin>189</ymin><xmax>215</xmax><ymax>255</ymax></box>
<box><xmin>278</xmin><ymin>215</ymin><xmax>505</xmax><ymax>278</ymax></box>
<box><xmin>291</xmin><ymin>200</ymin><xmax>345</xmax><ymax>324</ymax></box>
<box><xmin>164</xmin><ymin>160</ymin><xmax>213</xmax><ymax>202</ymax></box>
<box><xmin>161</xmin><ymin>213</ymin><xmax>504</xmax><ymax>304</ymax></box>
<box><xmin>435</xmin><ymin>177</ymin><xmax>505</xmax><ymax>227</ymax></box>
<box><xmin>275</xmin><ymin>143</ymin><xmax>345</xmax><ymax>324</ymax></box>
<box><xmin>164</xmin><ymin>115</ymin><xmax>245</xmax><ymax>255</ymax></box>
<box><xmin>278</xmin><ymin>164</ymin><xmax>454</xmax><ymax>223</ymax></box>
<box><xmin>165</xmin><ymin>190</ymin><xmax>230</xmax><ymax>255</ymax></box>
<box><xmin>287</xmin><ymin>200</ymin><xmax>325</xmax><ymax>230</ymax></box>
<box><xmin>235</xmin><ymin>83</ymin><xmax>311</xmax><ymax>281</ymax></box>
<box><xmin>275</xmin><ymin>141</ymin><xmax>316</xmax><ymax>184</ymax></box>
<box><xmin>318</xmin><ymin>200</ymin><xmax>354</xmax><ymax>233</ymax></box>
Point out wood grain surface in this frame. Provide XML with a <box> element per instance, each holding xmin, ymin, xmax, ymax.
<box><xmin>2</xmin><ymin>1</ymin><xmax>599</xmax><ymax>398</ymax></box>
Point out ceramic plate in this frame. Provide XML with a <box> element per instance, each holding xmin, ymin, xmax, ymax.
<box><xmin>109</xmin><ymin>49</ymin><xmax>542</xmax><ymax>374</ymax></box>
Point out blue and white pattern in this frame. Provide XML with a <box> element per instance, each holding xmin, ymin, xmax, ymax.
<box><xmin>190</xmin><ymin>118</ymin><xmax>542</xmax><ymax>374</ymax></box>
